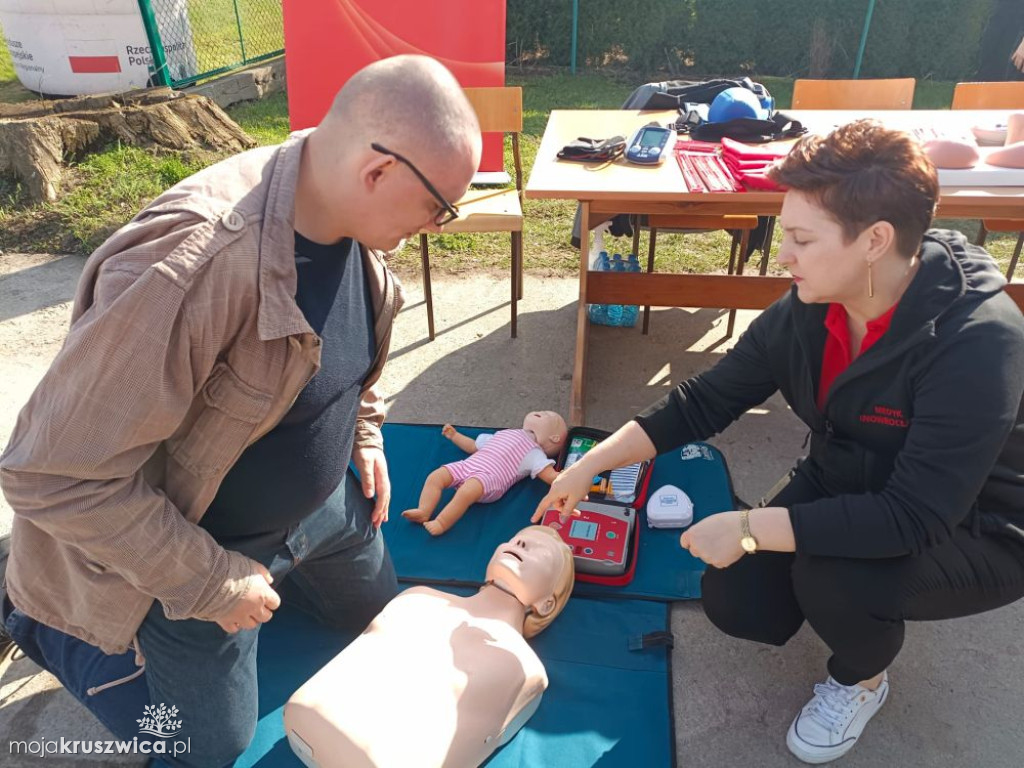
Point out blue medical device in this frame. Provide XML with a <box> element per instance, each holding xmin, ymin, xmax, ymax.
<box><xmin>625</xmin><ymin>123</ymin><xmax>673</xmax><ymax>165</ymax></box>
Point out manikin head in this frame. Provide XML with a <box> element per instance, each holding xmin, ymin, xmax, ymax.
<box><xmin>522</xmin><ymin>411</ymin><xmax>568</xmax><ymax>458</ymax></box>
<box><xmin>485</xmin><ymin>525</ymin><xmax>574</xmax><ymax>638</ymax></box>
<box><xmin>296</xmin><ymin>54</ymin><xmax>482</xmax><ymax>250</ymax></box>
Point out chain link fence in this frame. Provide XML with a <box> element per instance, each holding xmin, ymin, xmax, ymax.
<box><xmin>138</xmin><ymin>0</ymin><xmax>283</xmax><ymax>88</ymax></box>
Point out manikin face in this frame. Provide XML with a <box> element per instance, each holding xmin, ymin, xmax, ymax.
<box><xmin>485</xmin><ymin>527</ymin><xmax>568</xmax><ymax>611</ymax></box>
<box><xmin>522</xmin><ymin>411</ymin><xmax>567</xmax><ymax>457</ymax></box>
<box><xmin>775</xmin><ymin>190</ymin><xmax>873</xmax><ymax>306</ymax></box>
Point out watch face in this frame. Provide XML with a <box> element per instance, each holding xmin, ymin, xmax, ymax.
<box><xmin>740</xmin><ymin>536</ymin><xmax>758</xmax><ymax>554</ymax></box>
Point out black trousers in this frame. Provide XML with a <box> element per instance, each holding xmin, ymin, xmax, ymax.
<box><xmin>701</xmin><ymin>468</ymin><xmax>1024</xmax><ymax>686</ymax></box>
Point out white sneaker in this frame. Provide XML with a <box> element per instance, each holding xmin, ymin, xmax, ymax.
<box><xmin>786</xmin><ymin>672</ymin><xmax>889</xmax><ymax>764</ymax></box>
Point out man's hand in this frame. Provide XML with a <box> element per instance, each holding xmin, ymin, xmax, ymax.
<box><xmin>679</xmin><ymin>510</ymin><xmax>745</xmax><ymax>569</ymax></box>
<box><xmin>213</xmin><ymin>565</ymin><xmax>280</xmax><ymax>634</ymax></box>
<box><xmin>352</xmin><ymin>445</ymin><xmax>391</xmax><ymax>528</ymax></box>
<box><xmin>1013</xmin><ymin>36</ymin><xmax>1024</xmax><ymax>72</ymax></box>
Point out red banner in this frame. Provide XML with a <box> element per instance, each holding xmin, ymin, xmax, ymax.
<box><xmin>283</xmin><ymin>0</ymin><xmax>506</xmax><ymax>172</ymax></box>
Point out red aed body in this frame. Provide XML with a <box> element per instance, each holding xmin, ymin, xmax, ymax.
<box><xmin>540</xmin><ymin>502</ymin><xmax>635</xmax><ymax>577</ymax></box>
<box><xmin>539</xmin><ymin>425</ymin><xmax>654</xmax><ymax>585</ymax></box>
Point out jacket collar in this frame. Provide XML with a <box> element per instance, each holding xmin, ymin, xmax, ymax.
<box><xmin>256</xmin><ymin>128</ymin><xmax>316</xmax><ymax>342</ymax></box>
<box><xmin>888</xmin><ymin>232</ymin><xmax>964</xmax><ymax>337</ymax></box>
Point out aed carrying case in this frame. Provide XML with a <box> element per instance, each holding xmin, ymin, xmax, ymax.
<box><xmin>539</xmin><ymin>426</ymin><xmax>654</xmax><ymax>586</ymax></box>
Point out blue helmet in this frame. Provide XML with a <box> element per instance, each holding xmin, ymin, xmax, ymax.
<box><xmin>708</xmin><ymin>87</ymin><xmax>767</xmax><ymax>123</ymax></box>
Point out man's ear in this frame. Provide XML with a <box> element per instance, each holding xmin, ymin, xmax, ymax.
<box><xmin>532</xmin><ymin>595</ymin><xmax>556</xmax><ymax>618</ymax></box>
<box><xmin>550</xmin><ymin>433</ymin><xmax>562</xmax><ymax>445</ymax></box>
<box><xmin>360</xmin><ymin>154</ymin><xmax>394</xmax><ymax>193</ymax></box>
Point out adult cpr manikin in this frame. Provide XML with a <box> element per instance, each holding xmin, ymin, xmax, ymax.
<box><xmin>283</xmin><ymin>525</ymin><xmax>574</xmax><ymax>768</ymax></box>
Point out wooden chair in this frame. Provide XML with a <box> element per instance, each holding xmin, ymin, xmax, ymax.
<box><xmin>951</xmin><ymin>81</ymin><xmax>1024</xmax><ymax>110</ymax></box>
<box><xmin>951</xmin><ymin>82</ymin><xmax>1024</xmax><ymax>281</ymax></box>
<box><xmin>419</xmin><ymin>86</ymin><xmax>524</xmax><ymax>340</ymax></box>
<box><xmin>630</xmin><ymin>214</ymin><xmax>764</xmax><ymax>338</ymax></box>
<box><xmin>791</xmin><ymin>78</ymin><xmax>916</xmax><ymax>110</ymax></box>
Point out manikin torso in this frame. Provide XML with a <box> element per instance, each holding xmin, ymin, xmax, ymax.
<box><xmin>283</xmin><ymin>585</ymin><xmax>547</xmax><ymax>768</ymax></box>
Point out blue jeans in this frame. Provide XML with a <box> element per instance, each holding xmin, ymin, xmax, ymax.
<box><xmin>3</xmin><ymin>470</ymin><xmax>397</xmax><ymax>768</ymax></box>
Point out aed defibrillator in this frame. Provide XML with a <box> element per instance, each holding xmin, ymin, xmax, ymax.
<box><xmin>540</xmin><ymin>427</ymin><xmax>653</xmax><ymax>585</ymax></box>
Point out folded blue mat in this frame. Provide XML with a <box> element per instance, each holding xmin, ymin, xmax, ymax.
<box><xmin>381</xmin><ymin>423</ymin><xmax>736</xmax><ymax>601</ymax></box>
<box><xmin>235</xmin><ymin>591</ymin><xmax>673</xmax><ymax>768</ymax></box>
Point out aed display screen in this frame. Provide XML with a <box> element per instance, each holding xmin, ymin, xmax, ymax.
<box><xmin>570</xmin><ymin>519</ymin><xmax>599</xmax><ymax>541</ymax></box>
<box><xmin>640</xmin><ymin>129</ymin><xmax>667</xmax><ymax>147</ymax></box>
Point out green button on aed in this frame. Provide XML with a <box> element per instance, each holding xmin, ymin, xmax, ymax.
<box><xmin>606</xmin><ymin>531</ymin><xmax>616</xmax><ymax>539</ymax></box>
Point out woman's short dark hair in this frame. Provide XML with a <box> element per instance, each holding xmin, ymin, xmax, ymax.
<box><xmin>768</xmin><ymin>120</ymin><xmax>938</xmax><ymax>258</ymax></box>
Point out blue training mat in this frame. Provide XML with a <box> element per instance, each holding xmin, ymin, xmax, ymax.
<box><xmin>381</xmin><ymin>422</ymin><xmax>735</xmax><ymax>601</ymax></box>
<box><xmin>234</xmin><ymin>592</ymin><xmax>673</xmax><ymax>768</ymax></box>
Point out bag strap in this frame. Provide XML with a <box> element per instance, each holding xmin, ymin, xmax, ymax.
<box><xmin>687</xmin><ymin>112</ymin><xmax>807</xmax><ymax>144</ymax></box>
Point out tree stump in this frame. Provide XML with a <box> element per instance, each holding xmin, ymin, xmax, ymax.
<box><xmin>0</xmin><ymin>87</ymin><xmax>257</xmax><ymax>203</ymax></box>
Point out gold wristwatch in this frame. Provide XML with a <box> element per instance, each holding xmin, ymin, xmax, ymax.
<box><xmin>739</xmin><ymin>509</ymin><xmax>758</xmax><ymax>554</ymax></box>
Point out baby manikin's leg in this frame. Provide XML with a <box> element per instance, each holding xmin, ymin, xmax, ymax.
<box><xmin>402</xmin><ymin>467</ymin><xmax>453</xmax><ymax>523</ymax></box>
<box><xmin>425</xmin><ymin>478</ymin><xmax>485</xmax><ymax>536</ymax></box>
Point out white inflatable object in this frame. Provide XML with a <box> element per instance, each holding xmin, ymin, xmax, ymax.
<box><xmin>0</xmin><ymin>0</ymin><xmax>197</xmax><ymax>96</ymax></box>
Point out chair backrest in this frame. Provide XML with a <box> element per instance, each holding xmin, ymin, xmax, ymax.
<box><xmin>463</xmin><ymin>86</ymin><xmax>524</xmax><ymax>193</ymax></box>
<box><xmin>791</xmin><ymin>78</ymin><xmax>916</xmax><ymax>109</ymax></box>
<box><xmin>463</xmin><ymin>86</ymin><xmax>523</xmax><ymax>133</ymax></box>
<box><xmin>951</xmin><ymin>82</ymin><xmax>1024</xmax><ymax>110</ymax></box>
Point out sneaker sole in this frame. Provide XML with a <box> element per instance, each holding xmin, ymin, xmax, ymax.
<box><xmin>786</xmin><ymin>684</ymin><xmax>889</xmax><ymax>764</ymax></box>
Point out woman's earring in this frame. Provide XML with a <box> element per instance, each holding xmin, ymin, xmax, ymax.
<box><xmin>867</xmin><ymin>261</ymin><xmax>874</xmax><ymax>299</ymax></box>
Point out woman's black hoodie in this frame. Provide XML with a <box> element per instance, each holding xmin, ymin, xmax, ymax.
<box><xmin>636</xmin><ymin>229</ymin><xmax>1024</xmax><ymax>559</ymax></box>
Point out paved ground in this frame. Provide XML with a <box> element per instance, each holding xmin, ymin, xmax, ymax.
<box><xmin>1</xmin><ymin>254</ymin><xmax>1022</xmax><ymax>767</ymax></box>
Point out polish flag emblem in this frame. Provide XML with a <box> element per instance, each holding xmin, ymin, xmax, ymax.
<box><xmin>68</xmin><ymin>55</ymin><xmax>122</xmax><ymax>74</ymax></box>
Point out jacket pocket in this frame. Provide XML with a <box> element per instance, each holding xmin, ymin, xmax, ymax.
<box><xmin>168</xmin><ymin>361</ymin><xmax>274</xmax><ymax>479</ymax></box>
<box><xmin>810</xmin><ymin>432</ymin><xmax>868</xmax><ymax>495</ymax></box>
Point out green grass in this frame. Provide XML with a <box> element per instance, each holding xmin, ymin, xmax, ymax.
<box><xmin>226</xmin><ymin>90</ymin><xmax>290</xmax><ymax>144</ymax></box>
<box><xmin>184</xmin><ymin>0</ymin><xmax>284</xmax><ymax>83</ymax></box>
<box><xmin>0</xmin><ymin>69</ymin><xmax>1019</xmax><ymax>276</ymax></box>
<box><xmin>0</xmin><ymin>145</ymin><xmax>209</xmax><ymax>252</ymax></box>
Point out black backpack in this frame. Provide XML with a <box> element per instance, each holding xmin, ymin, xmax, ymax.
<box><xmin>622</xmin><ymin>77</ymin><xmax>772</xmax><ymax>112</ymax></box>
<box><xmin>623</xmin><ymin>77</ymin><xmax>807</xmax><ymax>144</ymax></box>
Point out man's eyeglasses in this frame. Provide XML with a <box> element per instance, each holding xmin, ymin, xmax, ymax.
<box><xmin>371</xmin><ymin>143</ymin><xmax>460</xmax><ymax>226</ymax></box>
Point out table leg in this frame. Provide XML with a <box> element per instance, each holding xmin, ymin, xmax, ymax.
<box><xmin>570</xmin><ymin>202</ymin><xmax>591</xmax><ymax>426</ymax></box>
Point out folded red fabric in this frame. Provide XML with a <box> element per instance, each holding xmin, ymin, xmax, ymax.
<box><xmin>720</xmin><ymin>137</ymin><xmax>792</xmax><ymax>161</ymax></box>
<box><xmin>719</xmin><ymin>140</ymin><xmax>788</xmax><ymax>191</ymax></box>
<box><xmin>674</xmin><ymin>137</ymin><xmax>791</xmax><ymax>192</ymax></box>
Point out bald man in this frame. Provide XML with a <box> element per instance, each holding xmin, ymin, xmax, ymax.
<box><xmin>0</xmin><ymin>55</ymin><xmax>481</xmax><ymax>767</ymax></box>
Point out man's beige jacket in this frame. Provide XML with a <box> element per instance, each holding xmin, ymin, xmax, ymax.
<box><xmin>0</xmin><ymin>130</ymin><xmax>404</xmax><ymax>654</ymax></box>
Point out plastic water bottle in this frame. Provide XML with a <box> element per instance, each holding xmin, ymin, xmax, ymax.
<box><xmin>588</xmin><ymin>249</ymin><xmax>610</xmax><ymax>325</ymax></box>
<box><xmin>588</xmin><ymin>223</ymin><xmax>610</xmax><ymax>270</ymax></box>
<box><xmin>611</xmin><ymin>253</ymin><xmax>625</xmax><ymax>272</ymax></box>
<box><xmin>623</xmin><ymin>253</ymin><xmax>641</xmax><ymax>327</ymax></box>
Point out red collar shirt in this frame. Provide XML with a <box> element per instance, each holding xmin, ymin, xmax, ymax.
<box><xmin>818</xmin><ymin>301</ymin><xmax>898</xmax><ymax>411</ymax></box>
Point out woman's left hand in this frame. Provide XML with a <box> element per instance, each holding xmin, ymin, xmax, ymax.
<box><xmin>679</xmin><ymin>510</ymin><xmax>745</xmax><ymax>569</ymax></box>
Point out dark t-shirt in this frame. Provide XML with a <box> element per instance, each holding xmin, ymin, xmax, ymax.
<box><xmin>200</xmin><ymin>233</ymin><xmax>376</xmax><ymax>540</ymax></box>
